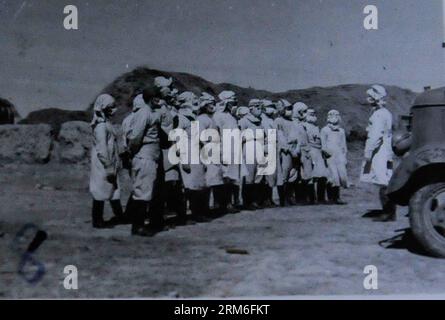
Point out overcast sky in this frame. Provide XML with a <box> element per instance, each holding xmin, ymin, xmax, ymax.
<box><xmin>1</xmin><ymin>0</ymin><xmax>444</xmax><ymax>116</ymax></box>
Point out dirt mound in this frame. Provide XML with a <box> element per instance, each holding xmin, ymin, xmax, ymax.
<box><xmin>0</xmin><ymin>124</ymin><xmax>52</xmax><ymax>164</ymax></box>
<box><xmin>94</xmin><ymin>67</ymin><xmax>417</xmax><ymax>140</ymax></box>
<box><xmin>19</xmin><ymin>108</ymin><xmax>91</xmax><ymax>134</ymax></box>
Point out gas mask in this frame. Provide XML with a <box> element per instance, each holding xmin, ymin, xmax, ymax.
<box><xmin>306</xmin><ymin>109</ymin><xmax>317</xmax><ymax>124</ymax></box>
<box><xmin>264</xmin><ymin>107</ymin><xmax>276</xmax><ymax>117</ymax></box>
<box><xmin>284</xmin><ymin>108</ymin><xmax>293</xmax><ymax>119</ymax></box>
<box><xmin>251</xmin><ymin>106</ymin><xmax>262</xmax><ymax>118</ymax></box>
<box><xmin>104</xmin><ymin>106</ymin><xmax>117</xmax><ymax>118</ymax></box>
<box><xmin>327</xmin><ymin>111</ymin><xmax>341</xmax><ymax>125</ymax></box>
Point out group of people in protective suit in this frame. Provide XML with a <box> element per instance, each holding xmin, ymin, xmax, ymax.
<box><xmin>88</xmin><ymin>76</ymin><xmax>352</xmax><ymax>237</ymax></box>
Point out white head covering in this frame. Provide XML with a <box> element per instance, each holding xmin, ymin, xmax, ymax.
<box><xmin>366</xmin><ymin>84</ymin><xmax>387</xmax><ymax>105</ymax></box>
<box><xmin>199</xmin><ymin>92</ymin><xmax>216</xmax><ymax>109</ymax></box>
<box><xmin>132</xmin><ymin>94</ymin><xmax>147</xmax><ymax>112</ymax></box>
<box><xmin>248</xmin><ymin>99</ymin><xmax>261</xmax><ymax>107</ymax></box>
<box><xmin>327</xmin><ymin>109</ymin><xmax>341</xmax><ymax>125</ymax></box>
<box><xmin>177</xmin><ymin>91</ymin><xmax>198</xmax><ymax>115</ymax></box>
<box><xmin>218</xmin><ymin>90</ymin><xmax>236</xmax><ymax>102</ymax></box>
<box><xmin>91</xmin><ymin>94</ymin><xmax>115</xmax><ymax>127</ymax></box>
<box><xmin>154</xmin><ymin>76</ymin><xmax>173</xmax><ymax>88</ymax></box>
<box><xmin>292</xmin><ymin>102</ymin><xmax>308</xmax><ymax>120</ymax></box>
<box><xmin>261</xmin><ymin>99</ymin><xmax>274</xmax><ymax>108</ymax></box>
<box><xmin>306</xmin><ymin>108</ymin><xmax>317</xmax><ymax>123</ymax></box>
<box><xmin>236</xmin><ymin>106</ymin><xmax>250</xmax><ymax>118</ymax></box>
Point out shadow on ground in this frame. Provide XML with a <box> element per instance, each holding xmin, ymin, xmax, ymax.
<box><xmin>378</xmin><ymin>228</ymin><xmax>435</xmax><ymax>258</ymax></box>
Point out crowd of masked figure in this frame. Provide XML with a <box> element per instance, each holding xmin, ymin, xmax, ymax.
<box><xmin>89</xmin><ymin>77</ymin><xmax>350</xmax><ymax>237</ymax></box>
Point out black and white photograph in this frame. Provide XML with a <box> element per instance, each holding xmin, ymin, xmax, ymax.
<box><xmin>1</xmin><ymin>0</ymin><xmax>445</xmax><ymax>303</ymax></box>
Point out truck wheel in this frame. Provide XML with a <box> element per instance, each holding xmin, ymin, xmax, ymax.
<box><xmin>410</xmin><ymin>183</ymin><xmax>445</xmax><ymax>258</ymax></box>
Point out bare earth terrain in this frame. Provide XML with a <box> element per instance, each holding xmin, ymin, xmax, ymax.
<box><xmin>1</xmin><ymin>148</ymin><xmax>445</xmax><ymax>299</ymax></box>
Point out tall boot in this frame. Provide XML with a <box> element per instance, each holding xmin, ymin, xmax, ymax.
<box><xmin>286</xmin><ymin>183</ymin><xmax>296</xmax><ymax>205</ymax></box>
<box><xmin>189</xmin><ymin>190</ymin><xmax>211</xmax><ymax>223</ymax></box>
<box><xmin>131</xmin><ymin>200</ymin><xmax>158</xmax><ymax>237</ymax></box>
<box><xmin>232</xmin><ymin>185</ymin><xmax>242</xmax><ymax>210</ymax></box>
<box><xmin>374</xmin><ymin>187</ymin><xmax>397</xmax><ymax>222</ymax></box>
<box><xmin>199</xmin><ymin>189</ymin><xmax>212</xmax><ymax>219</ymax></box>
<box><xmin>251</xmin><ymin>184</ymin><xmax>261</xmax><ymax>209</ymax></box>
<box><xmin>277</xmin><ymin>185</ymin><xmax>286</xmax><ymax>207</ymax></box>
<box><xmin>326</xmin><ymin>184</ymin><xmax>334</xmax><ymax>203</ymax></box>
<box><xmin>267</xmin><ymin>185</ymin><xmax>277</xmax><ymax>207</ymax></box>
<box><xmin>175</xmin><ymin>185</ymin><xmax>190</xmax><ymax>225</ymax></box>
<box><xmin>213</xmin><ymin>185</ymin><xmax>227</xmax><ymax>215</ymax></box>
<box><xmin>243</xmin><ymin>184</ymin><xmax>258</xmax><ymax>211</ymax></box>
<box><xmin>226</xmin><ymin>184</ymin><xmax>240</xmax><ymax>214</ymax></box>
<box><xmin>307</xmin><ymin>183</ymin><xmax>316</xmax><ymax>205</ymax></box>
<box><xmin>148</xmin><ymin>198</ymin><xmax>166</xmax><ymax>231</ymax></box>
<box><xmin>332</xmin><ymin>186</ymin><xmax>347</xmax><ymax>205</ymax></box>
<box><xmin>317</xmin><ymin>178</ymin><xmax>327</xmax><ymax>204</ymax></box>
<box><xmin>109</xmin><ymin>200</ymin><xmax>130</xmax><ymax>225</ymax></box>
<box><xmin>92</xmin><ymin>200</ymin><xmax>112</xmax><ymax>229</ymax></box>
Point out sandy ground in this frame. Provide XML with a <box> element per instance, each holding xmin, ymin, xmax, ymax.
<box><xmin>1</xmin><ymin>153</ymin><xmax>445</xmax><ymax>299</ymax></box>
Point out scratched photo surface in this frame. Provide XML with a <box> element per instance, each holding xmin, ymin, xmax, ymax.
<box><xmin>0</xmin><ymin>0</ymin><xmax>445</xmax><ymax>299</ymax></box>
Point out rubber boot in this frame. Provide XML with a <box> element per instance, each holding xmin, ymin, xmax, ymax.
<box><xmin>108</xmin><ymin>200</ymin><xmax>130</xmax><ymax>225</ymax></box>
<box><xmin>131</xmin><ymin>200</ymin><xmax>158</xmax><ymax>237</ymax></box>
<box><xmin>243</xmin><ymin>184</ymin><xmax>258</xmax><ymax>211</ymax></box>
<box><xmin>174</xmin><ymin>183</ymin><xmax>190</xmax><ymax>225</ymax></box>
<box><xmin>92</xmin><ymin>200</ymin><xmax>113</xmax><ymax>229</ymax></box>
<box><xmin>266</xmin><ymin>185</ymin><xmax>277</xmax><ymax>207</ymax></box>
<box><xmin>307</xmin><ymin>183</ymin><xmax>316</xmax><ymax>205</ymax></box>
<box><xmin>332</xmin><ymin>187</ymin><xmax>347</xmax><ymax>205</ymax></box>
<box><xmin>278</xmin><ymin>185</ymin><xmax>286</xmax><ymax>207</ymax></box>
<box><xmin>316</xmin><ymin>178</ymin><xmax>327</xmax><ymax>204</ymax></box>
<box><xmin>212</xmin><ymin>185</ymin><xmax>228</xmax><ymax>215</ymax></box>
<box><xmin>189</xmin><ymin>190</ymin><xmax>211</xmax><ymax>223</ymax></box>
<box><xmin>286</xmin><ymin>183</ymin><xmax>296</xmax><ymax>205</ymax></box>
<box><xmin>251</xmin><ymin>184</ymin><xmax>261</xmax><ymax>209</ymax></box>
<box><xmin>226</xmin><ymin>184</ymin><xmax>240</xmax><ymax>214</ymax></box>
<box><xmin>326</xmin><ymin>184</ymin><xmax>334</xmax><ymax>203</ymax></box>
<box><xmin>232</xmin><ymin>185</ymin><xmax>243</xmax><ymax>210</ymax></box>
<box><xmin>374</xmin><ymin>187</ymin><xmax>397</xmax><ymax>222</ymax></box>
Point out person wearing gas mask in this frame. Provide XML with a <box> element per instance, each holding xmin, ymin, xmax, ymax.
<box><xmin>305</xmin><ymin>109</ymin><xmax>329</xmax><ymax>203</ymax></box>
<box><xmin>274</xmin><ymin>99</ymin><xmax>299</xmax><ymax>206</ymax></box>
<box><xmin>360</xmin><ymin>85</ymin><xmax>396</xmax><ymax>221</ymax></box>
<box><xmin>153</xmin><ymin>77</ymin><xmax>186</xmax><ymax>225</ymax></box>
<box><xmin>259</xmin><ymin>99</ymin><xmax>278</xmax><ymax>207</ymax></box>
<box><xmin>197</xmin><ymin>93</ymin><xmax>227</xmax><ymax>216</ymax></box>
<box><xmin>213</xmin><ymin>91</ymin><xmax>242</xmax><ymax>214</ymax></box>
<box><xmin>127</xmin><ymin>87</ymin><xmax>173</xmax><ymax>237</ymax></box>
<box><xmin>175</xmin><ymin>91</ymin><xmax>211</xmax><ymax>223</ymax></box>
<box><xmin>238</xmin><ymin>103</ymin><xmax>263</xmax><ymax>210</ymax></box>
<box><xmin>89</xmin><ymin>94</ymin><xmax>125</xmax><ymax>229</ymax></box>
<box><xmin>292</xmin><ymin>102</ymin><xmax>314</xmax><ymax>204</ymax></box>
<box><xmin>320</xmin><ymin>110</ymin><xmax>348</xmax><ymax>205</ymax></box>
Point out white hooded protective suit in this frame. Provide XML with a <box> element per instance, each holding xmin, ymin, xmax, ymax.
<box><xmin>305</xmin><ymin>116</ymin><xmax>329</xmax><ymax>179</ymax></box>
<box><xmin>213</xmin><ymin>108</ymin><xmax>241</xmax><ymax>183</ymax></box>
<box><xmin>320</xmin><ymin>124</ymin><xmax>348</xmax><ymax>188</ymax></box>
<box><xmin>176</xmin><ymin>107</ymin><xmax>206</xmax><ymax>191</ymax></box>
<box><xmin>238</xmin><ymin>113</ymin><xmax>262</xmax><ymax>184</ymax></box>
<box><xmin>89</xmin><ymin>94</ymin><xmax>121</xmax><ymax>201</ymax></box>
<box><xmin>360</xmin><ymin>106</ymin><xmax>394</xmax><ymax>186</ymax></box>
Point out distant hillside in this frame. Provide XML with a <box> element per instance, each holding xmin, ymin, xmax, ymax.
<box><xmin>20</xmin><ymin>67</ymin><xmax>419</xmax><ymax>140</ymax></box>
